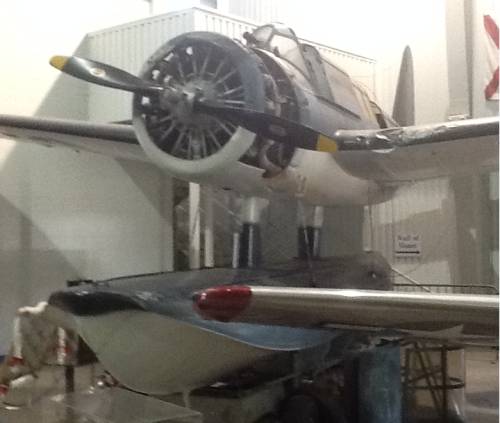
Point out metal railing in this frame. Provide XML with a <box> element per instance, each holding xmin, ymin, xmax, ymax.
<box><xmin>393</xmin><ymin>283</ymin><xmax>499</xmax><ymax>295</ymax></box>
<box><xmin>391</xmin><ymin>267</ymin><xmax>499</xmax><ymax>295</ymax></box>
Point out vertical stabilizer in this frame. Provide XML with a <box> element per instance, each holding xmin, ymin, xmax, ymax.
<box><xmin>392</xmin><ymin>46</ymin><xmax>415</xmax><ymax>126</ymax></box>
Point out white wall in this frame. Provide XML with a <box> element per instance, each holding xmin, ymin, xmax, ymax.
<box><xmin>1</xmin><ymin>1</ymin><xmax>151</xmax><ymax>116</ymax></box>
<box><xmin>226</xmin><ymin>0</ymin><xmax>281</xmax><ymax>23</ymax></box>
<box><xmin>152</xmin><ymin>0</ymin><xmax>219</xmax><ymax>15</ymax></box>
<box><xmin>0</xmin><ymin>0</ymin><xmax>174</xmax><ymax>354</ymax></box>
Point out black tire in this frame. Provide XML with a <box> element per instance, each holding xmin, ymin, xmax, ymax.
<box><xmin>280</xmin><ymin>394</ymin><xmax>321</xmax><ymax>423</ymax></box>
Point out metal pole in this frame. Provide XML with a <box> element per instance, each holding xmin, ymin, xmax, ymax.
<box><xmin>297</xmin><ymin>204</ymin><xmax>323</xmax><ymax>260</ymax></box>
<box><xmin>65</xmin><ymin>366</ymin><xmax>75</xmax><ymax>394</ymax></box>
<box><xmin>232</xmin><ymin>232</ymin><xmax>240</xmax><ymax>269</ymax></box>
<box><xmin>160</xmin><ymin>174</ymin><xmax>174</xmax><ymax>271</ymax></box>
<box><xmin>441</xmin><ymin>346</ymin><xmax>448</xmax><ymax>421</ymax></box>
<box><xmin>203</xmin><ymin>186</ymin><xmax>215</xmax><ymax>268</ymax></box>
<box><xmin>189</xmin><ymin>182</ymin><xmax>201</xmax><ymax>269</ymax></box>
<box><xmin>238</xmin><ymin>197</ymin><xmax>266</xmax><ymax>268</ymax></box>
<box><xmin>363</xmin><ymin>205</ymin><xmax>374</xmax><ymax>252</ymax></box>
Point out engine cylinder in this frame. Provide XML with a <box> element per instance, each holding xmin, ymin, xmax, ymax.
<box><xmin>132</xmin><ymin>32</ymin><xmax>267</xmax><ymax>180</ymax></box>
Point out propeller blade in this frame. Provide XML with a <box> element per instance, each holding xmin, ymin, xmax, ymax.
<box><xmin>194</xmin><ymin>101</ymin><xmax>387</xmax><ymax>152</ymax></box>
<box><xmin>50</xmin><ymin>55</ymin><xmax>163</xmax><ymax>95</ymax></box>
<box><xmin>195</xmin><ymin>101</ymin><xmax>339</xmax><ymax>152</ymax></box>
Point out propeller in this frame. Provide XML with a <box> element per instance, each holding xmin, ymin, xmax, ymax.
<box><xmin>50</xmin><ymin>56</ymin><xmax>163</xmax><ymax>95</ymax></box>
<box><xmin>194</xmin><ymin>101</ymin><xmax>341</xmax><ymax>153</ymax></box>
<box><xmin>50</xmin><ymin>55</ymin><xmax>393</xmax><ymax>153</ymax></box>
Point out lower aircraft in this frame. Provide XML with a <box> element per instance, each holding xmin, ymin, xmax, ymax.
<box><xmin>0</xmin><ymin>23</ymin><xmax>498</xmax><ymax>397</ymax></box>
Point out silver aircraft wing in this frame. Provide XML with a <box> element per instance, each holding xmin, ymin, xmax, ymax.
<box><xmin>188</xmin><ymin>102</ymin><xmax>498</xmax><ymax>184</ymax></box>
<box><xmin>332</xmin><ymin>116</ymin><xmax>499</xmax><ymax>183</ymax></box>
<box><xmin>0</xmin><ymin>114</ymin><xmax>148</xmax><ymax>162</ymax></box>
<box><xmin>193</xmin><ymin>285</ymin><xmax>499</xmax><ymax>345</ymax></box>
<box><xmin>182</xmin><ymin>102</ymin><xmax>498</xmax><ymax>183</ymax></box>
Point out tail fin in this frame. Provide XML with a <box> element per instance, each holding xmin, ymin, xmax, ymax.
<box><xmin>392</xmin><ymin>46</ymin><xmax>415</xmax><ymax>126</ymax></box>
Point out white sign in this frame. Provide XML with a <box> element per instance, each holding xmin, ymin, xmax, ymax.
<box><xmin>395</xmin><ymin>234</ymin><xmax>421</xmax><ymax>257</ymax></box>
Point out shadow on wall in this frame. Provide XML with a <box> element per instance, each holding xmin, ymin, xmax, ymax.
<box><xmin>322</xmin><ymin>206</ymin><xmax>364</xmax><ymax>256</ymax></box>
<box><xmin>451</xmin><ymin>174</ymin><xmax>497</xmax><ymax>286</ymax></box>
<box><xmin>35</xmin><ymin>38</ymin><xmax>90</xmax><ymax>120</ymax></box>
<box><xmin>0</xmin><ymin>143</ymin><xmax>175</xmax><ymax>353</ymax></box>
<box><xmin>115</xmin><ymin>158</ymin><xmax>171</xmax><ymax>221</ymax></box>
<box><xmin>114</xmin><ymin>157</ymin><xmax>174</xmax><ymax>272</ymax></box>
<box><xmin>0</xmin><ymin>194</ymin><xmax>83</xmax><ymax>355</ymax></box>
<box><xmin>0</xmin><ymin>195</ymin><xmax>84</xmax><ymax>300</ymax></box>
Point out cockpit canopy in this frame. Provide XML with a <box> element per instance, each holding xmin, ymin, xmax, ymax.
<box><xmin>246</xmin><ymin>24</ymin><xmax>366</xmax><ymax>120</ymax></box>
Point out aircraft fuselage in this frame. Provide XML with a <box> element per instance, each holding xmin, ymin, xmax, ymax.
<box><xmin>131</xmin><ymin>24</ymin><xmax>395</xmax><ymax>206</ymax></box>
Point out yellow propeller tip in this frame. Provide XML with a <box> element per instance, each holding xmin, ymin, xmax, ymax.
<box><xmin>49</xmin><ymin>55</ymin><xmax>69</xmax><ymax>70</ymax></box>
<box><xmin>316</xmin><ymin>134</ymin><xmax>338</xmax><ymax>153</ymax></box>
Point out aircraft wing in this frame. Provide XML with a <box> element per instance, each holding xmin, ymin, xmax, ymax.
<box><xmin>194</xmin><ymin>103</ymin><xmax>498</xmax><ymax>182</ymax></box>
<box><xmin>0</xmin><ymin>114</ymin><xmax>148</xmax><ymax>162</ymax></box>
<box><xmin>193</xmin><ymin>285</ymin><xmax>499</xmax><ymax>345</ymax></box>
<box><xmin>332</xmin><ymin>117</ymin><xmax>499</xmax><ymax>183</ymax></box>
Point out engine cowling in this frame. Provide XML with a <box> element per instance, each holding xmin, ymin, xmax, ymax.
<box><xmin>132</xmin><ymin>32</ymin><xmax>272</xmax><ymax>183</ymax></box>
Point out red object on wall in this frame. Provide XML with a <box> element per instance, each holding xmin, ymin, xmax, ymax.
<box><xmin>484</xmin><ymin>15</ymin><xmax>499</xmax><ymax>100</ymax></box>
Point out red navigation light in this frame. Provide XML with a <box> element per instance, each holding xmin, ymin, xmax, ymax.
<box><xmin>193</xmin><ymin>285</ymin><xmax>252</xmax><ymax>322</ymax></box>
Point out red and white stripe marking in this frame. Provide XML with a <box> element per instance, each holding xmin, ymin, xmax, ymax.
<box><xmin>484</xmin><ymin>14</ymin><xmax>499</xmax><ymax>100</ymax></box>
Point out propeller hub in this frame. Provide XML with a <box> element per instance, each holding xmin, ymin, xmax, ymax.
<box><xmin>160</xmin><ymin>78</ymin><xmax>218</xmax><ymax>131</ymax></box>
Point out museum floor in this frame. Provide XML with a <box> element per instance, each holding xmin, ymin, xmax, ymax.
<box><xmin>0</xmin><ymin>347</ymin><xmax>497</xmax><ymax>423</ymax></box>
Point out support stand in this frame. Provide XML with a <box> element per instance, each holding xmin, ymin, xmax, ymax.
<box><xmin>346</xmin><ymin>344</ymin><xmax>402</xmax><ymax>423</ymax></box>
<box><xmin>65</xmin><ymin>365</ymin><xmax>75</xmax><ymax>394</ymax></box>
<box><xmin>239</xmin><ymin>223</ymin><xmax>262</xmax><ymax>268</ymax></box>
<box><xmin>236</xmin><ymin>197</ymin><xmax>267</xmax><ymax>268</ymax></box>
<box><xmin>188</xmin><ymin>182</ymin><xmax>201</xmax><ymax>270</ymax></box>
<box><xmin>297</xmin><ymin>205</ymin><xmax>323</xmax><ymax>260</ymax></box>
